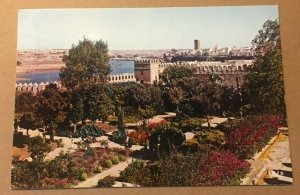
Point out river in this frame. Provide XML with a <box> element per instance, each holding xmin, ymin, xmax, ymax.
<box><xmin>16</xmin><ymin>60</ymin><xmax>134</xmax><ymax>84</ymax></box>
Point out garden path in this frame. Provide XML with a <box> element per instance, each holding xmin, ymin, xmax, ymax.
<box><xmin>74</xmin><ymin>157</ymin><xmax>133</xmax><ymax>188</ymax></box>
<box><xmin>241</xmin><ymin>133</ymin><xmax>292</xmax><ymax>185</ymax></box>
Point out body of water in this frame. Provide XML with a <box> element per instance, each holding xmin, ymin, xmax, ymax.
<box><xmin>16</xmin><ymin>60</ymin><xmax>134</xmax><ymax>84</ymax></box>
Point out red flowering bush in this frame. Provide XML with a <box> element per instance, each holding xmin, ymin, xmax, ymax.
<box><xmin>224</xmin><ymin>115</ymin><xmax>283</xmax><ymax>159</ymax></box>
<box><xmin>129</xmin><ymin>131</ymin><xmax>149</xmax><ymax>145</ymax></box>
<box><xmin>199</xmin><ymin>151</ymin><xmax>250</xmax><ymax>185</ymax></box>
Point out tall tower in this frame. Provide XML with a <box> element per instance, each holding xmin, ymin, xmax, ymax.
<box><xmin>194</xmin><ymin>39</ymin><xmax>200</xmax><ymax>50</ymax></box>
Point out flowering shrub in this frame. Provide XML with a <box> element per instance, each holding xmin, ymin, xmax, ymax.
<box><xmin>224</xmin><ymin>115</ymin><xmax>283</xmax><ymax>159</ymax></box>
<box><xmin>128</xmin><ymin>131</ymin><xmax>149</xmax><ymax>145</ymax></box>
<box><xmin>198</xmin><ymin>151</ymin><xmax>250</xmax><ymax>185</ymax></box>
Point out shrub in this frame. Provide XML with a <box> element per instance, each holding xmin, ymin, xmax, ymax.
<box><xmin>198</xmin><ymin>151</ymin><xmax>250</xmax><ymax>185</ymax></box>
<box><xmin>80</xmin><ymin>172</ymin><xmax>88</xmax><ymax>181</ymax></box>
<box><xmin>84</xmin><ymin>147</ymin><xmax>95</xmax><ymax>157</ymax></box>
<box><xmin>105</xmin><ymin>160</ymin><xmax>113</xmax><ymax>168</ymax></box>
<box><xmin>179</xmin><ymin>138</ymin><xmax>200</xmax><ymax>153</ymax></box>
<box><xmin>110</xmin><ymin>130</ymin><xmax>126</xmax><ymax>145</ymax></box>
<box><xmin>112</xmin><ymin>156</ymin><xmax>120</xmax><ymax>164</ymax></box>
<box><xmin>100</xmin><ymin>140</ymin><xmax>108</xmax><ymax>148</ymax></box>
<box><xmin>97</xmin><ymin>176</ymin><xmax>116</xmax><ymax>187</ymax></box>
<box><xmin>149</xmin><ymin>123</ymin><xmax>185</xmax><ymax>155</ymax></box>
<box><xmin>128</xmin><ymin>131</ymin><xmax>149</xmax><ymax>146</ymax></box>
<box><xmin>178</xmin><ymin>117</ymin><xmax>206</xmax><ymax>132</ymax></box>
<box><xmin>194</xmin><ymin>130</ymin><xmax>225</xmax><ymax>147</ymax></box>
<box><xmin>118</xmin><ymin>160</ymin><xmax>145</xmax><ymax>184</ymax></box>
<box><xmin>96</xmin><ymin>165</ymin><xmax>103</xmax><ymax>173</ymax></box>
<box><xmin>118</xmin><ymin>155</ymin><xmax>126</xmax><ymax>162</ymax></box>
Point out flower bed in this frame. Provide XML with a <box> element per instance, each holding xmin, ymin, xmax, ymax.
<box><xmin>11</xmin><ymin>147</ymin><xmax>129</xmax><ymax>189</ymax></box>
<box><xmin>224</xmin><ymin>115</ymin><xmax>283</xmax><ymax>159</ymax></box>
<box><xmin>198</xmin><ymin>151</ymin><xmax>250</xmax><ymax>185</ymax></box>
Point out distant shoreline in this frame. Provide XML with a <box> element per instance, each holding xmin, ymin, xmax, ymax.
<box><xmin>16</xmin><ymin>64</ymin><xmax>65</xmax><ymax>74</ymax></box>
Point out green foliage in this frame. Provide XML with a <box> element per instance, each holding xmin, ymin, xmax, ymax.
<box><xmin>118</xmin><ymin>155</ymin><xmax>126</xmax><ymax>162</ymax></box>
<box><xmin>178</xmin><ymin>117</ymin><xmax>205</xmax><ymax>132</ymax></box>
<box><xmin>15</xmin><ymin>92</ymin><xmax>37</xmax><ymax>119</ymax></box>
<box><xmin>28</xmin><ymin>136</ymin><xmax>51</xmax><ymax>162</ymax></box>
<box><xmin>19</xmin><ymin>112</ymin><xmax>38</xmax><ymax>133</ymax></box>
<box><xmin>118</xmin><ymin>160</ymin><xmax>145</xmax><ymax>184</ymax></box>
<box><xmin>97</xmin><ymin>176</ymin><xmax>116</xmax><ymax>187</ymax></box>
<box><xmin>242</xmin><ymin>19</ymin><xmax>286</xmax><ymax>116</ymax></box>
<box><xmin>180</xmin><ymin>138</ymin><xmax>201</xmax><ymax>153</ymax></box>
<box><xmin>11</xmin><ymin>159</ymin><xmax>46</xmax><ymax>189</ymax></box>
<box><xmin>111</xmin><ymin>156</ymin><xmax>120</xmax><ymax>164</ymax></box>
<box><xmin>149</xmin><ymin>123</ymin><xmax>185</xmax><ymax>155</ymax></box>
<box><xmin>110</xmin><ymin>129</ymin><xmax>126</xmax><ymax>145</ymax></box>
<box><xmin>105</xmin><ymin>160</ymin><xmax>113</xmax><ymax>168</ymax></box>
<box><xmin>160</xmin><ymin>65</ymin><xmax>194</xmax><ymax>83</ymax></box>
<box><xmin>80</xmin><ymin>172</ymin><xmax>88</xmax><ymax>181</ymax></box>
<box><xmin>84</xmin><ymin>147</ymin><xmax>96</xmax><ymax>157</ymax></box>
<box><xmin>194</xmin><ymin>130</ymin><xmax>225</xmax><ymax>147</ymax></box>
<box><xmin>73</xmin><ymin>124</ymin><xmax>104</xmax><ymax>138</ymax></box>
<box><xmin>96</xmin><ymin>165</ymin><xmax>103</xmax><ymax>173</ymax></box>
<box><xmin>36</xmin><ymin>85</ymin><xmax>69</xmax><ymax>128</ymax></box>
<box><xmin>60</xmin><ymin>38</ymin><xmax>110</xmax><ymax>89</ymax></box>
<box><xmin>119</xmin><ymin>154</ymin><xmax>201</xmax><ymax>187</ymax></box>
<box><xmin>100</xmin><ymin>140</ymin><xmax>109</xmax><ymax>148</ymax></box>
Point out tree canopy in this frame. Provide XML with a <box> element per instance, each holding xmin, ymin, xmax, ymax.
<box><xmin>60</xmin><ymin>38</ymin><xmax>111</xmax><ymax>89</ymax></box>
<box><xmin>242</xmin><ymin>19</ymin><xmax>286</xmax><ymax>116</ymax></box>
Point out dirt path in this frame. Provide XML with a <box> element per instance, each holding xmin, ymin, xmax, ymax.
<box><xmin>74</xmin><ymin>157</ymin><xmax>133</xmax><ymax>188</ymax></box>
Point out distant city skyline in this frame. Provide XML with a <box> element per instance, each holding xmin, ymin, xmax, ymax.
<box><xmin>18</xmin><ymin>6</ymin><xmax>278</xmax><ymax>50</ymax></box>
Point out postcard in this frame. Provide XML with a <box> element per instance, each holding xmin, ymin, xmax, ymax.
<box><xmin>11</xmin><ymin>6</ymin><xmax>293</xmax><ymax>190</ymax></box>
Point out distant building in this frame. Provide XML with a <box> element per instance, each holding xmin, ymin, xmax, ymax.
<box><xmin>194</xmin><ymin>40</ymin><xmax>200</xmax><ymax>50</ymax></box>
<box><xmin>134</xmin><ymin>59</ymin><xmax>161</xmax><ymax>83</ymax></box>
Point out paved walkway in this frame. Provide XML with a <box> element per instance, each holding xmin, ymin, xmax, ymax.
<box><xmin>17</xmin><ymin>128</ymin><xmax>143</xmax><ymax>161</ymax></box>
<box><xmin>241</xmin><ymin>133</ymin><xmax>293</xmax><ymax>185</ymax></box>
<box><xmin>74</xmin><ymin>157</ymin><xmax>133</xmax><ymax>188</ymax></box>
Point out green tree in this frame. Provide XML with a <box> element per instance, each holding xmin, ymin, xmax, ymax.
<box><xmin>36</xmin><ymin>84</ymin><xmax>69</xmax><ymax>140</ymax></box>
<box><xmin>160</xmin><ymin>64</ymin><xmax>194</xmax><ymax>83</ymax></box>
<box><xmin>149</xmin><ymin>123</ymin><xmax>185</xmax><ymax>156</ymax></box>
<box><xmin>27</xmin><ymin>136</ymin><xmax>51</xmax><ymax>162</ymax></box>
<box><xmin>59</xmin><ymin>38</ymin><xmax>112</xmax><ymax>124</ymax></box>
<box><xmin>242</xmin><ymin>19</ymin><xmax>286</xmax><ymax>116</ymax></box>
<box><xmin>19</xmin><ymin>112</ymin><xmax>37</xmax><ymax>138</ymax></box>
<box><xmin>11</xmin><ymin>136</ymin><xmax>51</xmax><ymax>189</ymax></box>
<box><xmin>60</xmin><ymin>38</ymin><xmax>110</xmax><ymax>89</ymax></box>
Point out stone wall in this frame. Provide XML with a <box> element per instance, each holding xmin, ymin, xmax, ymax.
<box><xmin>134</xmin><ymin>59</ymin><xmax>253</xmax><ymax>87</ymax></box>
<box><xmin>16</xmin><ymin>73</ymin><xmax>137</xmax><ymax>94</ymax></box>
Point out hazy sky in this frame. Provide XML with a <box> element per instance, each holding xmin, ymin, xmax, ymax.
<box><xmin>18</xmin><ymin>6</ymin><xmax>278</xmax><ymax>50</ymax></box>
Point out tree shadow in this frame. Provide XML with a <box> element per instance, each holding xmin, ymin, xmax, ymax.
<box><xmin>131</xmin><ymin>149</ymin><xmax>159</xmax><ymax>161</ymax></box>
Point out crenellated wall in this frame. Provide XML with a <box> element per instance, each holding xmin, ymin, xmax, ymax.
<box><xmin>15</xmin><ymin>81</ymin><xmax>63</xmax><ymax>95</ymax></box>
<box><xmin>134</xmin><ymin>59</ymin><xmax>253</xmax><ymax>86</ymax></box>
<box><xmin>16</xmin><ymin>73</ymin><xmax>137</xmax><ymax>94</ymax></box>
<box><xmin>107</xmin><ymin>73</ymin><xmax>136</xmax><ymax>83</ymax></box>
